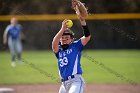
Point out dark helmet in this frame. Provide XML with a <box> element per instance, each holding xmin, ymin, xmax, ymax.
<box><xmin>62</xmin><ymin>29</ymin><xmax>75</xmax><ymax>38</ymax></box>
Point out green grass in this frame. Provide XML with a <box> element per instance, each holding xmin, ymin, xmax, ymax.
<box><xmin>0</xmin><ymin>50</ymin><xmax>140</xmax><ymax>84</ymax></box>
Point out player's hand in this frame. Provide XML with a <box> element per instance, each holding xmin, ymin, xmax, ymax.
<box><xmin>77</xmin><ymin>14</ymin><xmax>85</xmax><ymax>21</ymax></box>
<box><xmin>77</xmin><ymin>14</ymin><xmax>86</xmax><ymax>26</ymax></box>
<box><xmin>61</xmin><ymin>19</ymin><xmax>68</xmax><ymax>31</ymax></box>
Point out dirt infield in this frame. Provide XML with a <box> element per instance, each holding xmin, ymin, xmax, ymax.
<box><xmin>0</xmin><ymin>84</ymin><xmax>140</xmax><ymax>93</ymax></box>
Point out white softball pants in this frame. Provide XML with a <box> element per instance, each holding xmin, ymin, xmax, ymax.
<box><xmin>8</xmin><ymin>37</ymin><xmax>22</xmax><ymax>62</ymax></box>
<box><xmin>59</xmin><ymin>74</ymin><xmax>85</xmax><ymax>93</ymax></box>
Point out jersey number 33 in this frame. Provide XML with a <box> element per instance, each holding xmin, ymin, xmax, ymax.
<box><xmin>59</xmin><ymin>57</ymin><xmax>68</xmax><ymax>67</ymax></box>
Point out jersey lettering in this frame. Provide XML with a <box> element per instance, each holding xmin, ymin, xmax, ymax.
<box><xmin>59</xmin><ymin>49</ymin><xmax>72</xmax><ymax>57</ymax></box>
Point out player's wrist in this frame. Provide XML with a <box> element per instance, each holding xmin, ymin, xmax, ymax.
<box><xmin>60</xmin><ymin>27</ymin><xmax>66</xmax><ymax>32</ymax></box>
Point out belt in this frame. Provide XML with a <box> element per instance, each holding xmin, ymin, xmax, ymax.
<box><xmin>61</xmin><ymin>75</ymin><xmax>75</xmax><ymax>82</ymax></box>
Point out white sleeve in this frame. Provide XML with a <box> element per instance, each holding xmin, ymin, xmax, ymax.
<box><xmin>5</xmin><ymin>25</ymin><xmax>11</xmax><ymax>34</ymax></box>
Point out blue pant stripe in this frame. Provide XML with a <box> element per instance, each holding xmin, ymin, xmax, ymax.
<box><xmin>79</xmin><ymin>78</ymin><xmax>83</xmax><ymax>93</ymax></box>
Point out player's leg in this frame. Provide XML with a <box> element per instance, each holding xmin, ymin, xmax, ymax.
<box><xmin>69</xmin><ymin>76</ymin><xmax>85</xmax><ymax>93</ymax></box>
<box><xmin>59</xmin><ymin>83</ymin><xmax>67</xmax><ymax>93</ymax></box>
<box><xmin>8</xmin><ymin>37</ymin><xmax>16</xmax><ymax>67</ymax></box>
<box><xmin>15</xmin><ymin>39</ymin><xmax>22</xmax><ymax>62</ymax></box>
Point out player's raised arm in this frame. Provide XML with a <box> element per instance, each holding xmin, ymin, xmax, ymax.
<box><xmin>72</xmin><ymin>0</ymin><xmax>91</xmax><ymax>46</ymax></box>
<box><xmin>78</xmin><ymin>15</ymin><xmax>91</xmax><ymax>46</ymax></box>
<box><xmin>52</xmin><ymin>19</ymin><xmax>68</xmax><ymax>53</ymax></box>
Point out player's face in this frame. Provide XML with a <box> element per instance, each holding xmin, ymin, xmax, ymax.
<box><xmin>60</xmin><ymin>35</ymin><xmax>72</xmax><ymax>45</ymax></box>
<box><xmin>11</xmin><ymin>18</ymin><xmax>17</xmax><ymax>26</ymax></box>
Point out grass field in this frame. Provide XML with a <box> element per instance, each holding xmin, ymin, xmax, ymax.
<box><xmin>0</xmin><ymin>50</ymin><xmax>140</xmax><ymax>85</ymax></box>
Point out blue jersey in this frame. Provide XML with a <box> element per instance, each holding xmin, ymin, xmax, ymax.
<box><xmin>5</xmin><ymin>24</ymin><xmax>22</xmax><ymax>39</ymax></box>
<box><xmin>55</xmin><ymin>39</ymin><xmax>84</xmax><ymax>79</ymax></box>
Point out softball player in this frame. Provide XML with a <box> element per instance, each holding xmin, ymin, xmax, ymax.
<box><xmin>3</xmin><ymin>17</ymin><xmax>23</xmax><ymax>67</ymax></box>
<box><xmin>52</xmin><ymin>15</ymin><xmax>91</xmax><ymax>93</ymax></box>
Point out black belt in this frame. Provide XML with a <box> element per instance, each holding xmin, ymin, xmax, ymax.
<box><xmin>61</xmin><ymin>75</ymin><xmax>75</xmax><ymax>82</ymax></box>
